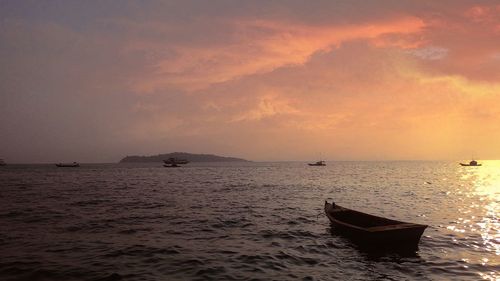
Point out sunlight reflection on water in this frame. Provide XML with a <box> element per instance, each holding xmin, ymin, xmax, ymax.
<box><xmin>457</xmin><ymin>160</ymin><xmax>499</xmax><ymax>281</ymax></box>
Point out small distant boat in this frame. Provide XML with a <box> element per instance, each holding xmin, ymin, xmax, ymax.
<box><xmin>308</xmin><ymin>160</ymin><xmax>326</xmax><ymax>166</ymax></box>
<box><xmin>0</xmin><ymin>159</ymin><xmax>6</xmax><ymax>166</ymax></box>
<box><xmin>163</xmin><ymin>163</ymin><xmax>180</xmax><ymax>168</ymax></box>
<box><xmin>55</xmin><ymin>162</ymin><xmax>80</xmax><ymax>167</ymax></box>
<box><xmin>324</xmin><ymin>201</ymin><xmax>427</xmax><ymax>248</ymax></box>
<box><xmin>460</xmin><ymin>160</ymin><xmax>481</xmax><ymax>166</ymax></box>
<box><xmin>163</xmin><ymin>158</ymin><xmax>189</xmax><ymax>165</ymax></box>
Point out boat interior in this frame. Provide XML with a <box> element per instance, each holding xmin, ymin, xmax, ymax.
<box><xmin>332</xmin><ymin>210</ymin><xmax>400</xmax><ymax>228</ymax></box>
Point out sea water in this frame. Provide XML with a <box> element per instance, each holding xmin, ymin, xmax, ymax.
<box><xmin>0</xmin><ymin>161</ymin><xmax>498</xmax><ymax>280</ymax></box>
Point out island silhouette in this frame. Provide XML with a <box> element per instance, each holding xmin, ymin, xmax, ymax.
<box><xmin>119</xmin><ymin>152</ymin><xmax>249</xmax><ymax>163</ymax></box>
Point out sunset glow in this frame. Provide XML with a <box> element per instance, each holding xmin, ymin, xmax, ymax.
<box><xmin>1</xmin><ymin>1</ymin><xmax>500</xmax><ymax>162</ymax></box>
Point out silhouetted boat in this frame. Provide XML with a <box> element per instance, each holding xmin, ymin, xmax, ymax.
<box><xmin>308</xmin><ymin>160</ymin><xmax>326</xmax><ymax>166</ymax></box>
<box><xmin>324</xmin><ymin>201</ymin><xmax>427</xmax><ymax>248</ymax></box>
<box><xmin>0</xmin><ymin>159</ymin><xmax>6</xmax><ymax>166</ymax></box>
<box><xmin>55</xmin><ymin>162</ymin><xmax>80</xmax><ymax>167</ymax></box>
<box><xmin>163</xmin><ymin>158</ymin><xmax>189</xmax><ymax>165</ymax></box>
<box><xmin>460</xmin><ymin>160</ymin><xmax>481</xmax><ymax>166</ymax></box>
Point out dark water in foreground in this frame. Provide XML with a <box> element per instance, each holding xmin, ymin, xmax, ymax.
<box><xmin>0</xmin><ymin>161</ymin><xmax>498</xmax><ymax>281</ymax></box>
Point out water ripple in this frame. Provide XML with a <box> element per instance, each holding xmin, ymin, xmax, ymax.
<box><xmin>0</xmin><ymin>161</ymin><xmax>498</xmax><ymax>280</ymax></box>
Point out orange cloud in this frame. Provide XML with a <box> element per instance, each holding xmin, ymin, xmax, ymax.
<box><xmin>397</xmin><ymin>3</ymin><xmax>500</xmax><ymax>83</ymax></box>
<box><xmin>464</xmin><ymin>5</ymin><xmax>499</xmax><ymax>23</ymax></box>
<box><xmin>193</xmin><ymin>42</ymin><xmax>500</xmax><ymax>160</ymax></box>
<box><xmin>230</xmin><ymin>93</ymin><xmax>300</xmax><ymax>122</ymax></box>
<box><xmin>131</xmin><ymin>16</ymin><xmax>425</xmax><ymax>93</ymax></box>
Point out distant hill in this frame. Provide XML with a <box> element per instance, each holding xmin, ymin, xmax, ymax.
<box><xmin>119</xmin><ymin>152</ymin><xmax>249</xmax><ymax>163</ymax></box>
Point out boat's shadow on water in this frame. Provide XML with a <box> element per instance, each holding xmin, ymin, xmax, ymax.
<box><xmin>327</xmin><ymin>227</ymin><xmax>424</xmax><ymax>260</ymax></box>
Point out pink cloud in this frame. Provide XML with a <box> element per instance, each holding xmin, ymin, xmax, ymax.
<box><xmin>406</xmin><ymin>3</ymin><xmax>500</xmax><ymax>82</ymax></box>
<box><xmin>130</xmin><ymin>16</ymin><xmax>426</xmax><ymax>93</ymax></box>
<box><xmin>464</xmin><ymin>5</ymin><xmax>496</xmax><ymax>23</ymax></box>
<box><xmin>230</xmin><ymin>93</ymin><xmax>300</xmax><ymax>122</ymax></box>
<box><xmin>406</xmin><ymin>46</ymin><xmax>448</xmax><ymax>60</ymax></box>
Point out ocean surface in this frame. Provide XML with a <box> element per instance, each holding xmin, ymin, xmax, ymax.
<box><xmin>0</xmin><ymin>161</ymin><xmax>498</xmax><ymax>281</ymax></box>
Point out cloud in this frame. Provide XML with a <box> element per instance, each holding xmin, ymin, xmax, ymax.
<box><xmin>129</xmin><ymin>16</ymin><xmax>425</xmax><ymax>93</ymax></box>
<box><xmin>230</xmin><ymin>93</ymin><xmax>300</xmax><ymax>122</ymax></box>
<box><xmin>407</xmin><ymin>46</ymin><xmax>448</xmax><ymax>60</ymax></box>
<box><xmin>464</xmin><ymin>5</ymin><xmax>500</xmax><ymax>23</ymax></box>
<box><xmin>414</xmin><ymin>3</ymin><xmax>500</xmax><ymax>82</ymax></box>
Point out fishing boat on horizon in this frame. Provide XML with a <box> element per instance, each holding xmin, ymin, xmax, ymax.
<box><xmin>163</xmin><ymin>158</ymin><xmax>189</xmax><ymax>165</ymax></box>
<box><xmin>459</xmin><ymin>160</ymin><xmax>481</xmax><ymax>166</ymax></box>
<box><xmin>55</xmin><ymin>162</ymin><xmax>80</xmax><ymax>167</ymax></box>
<box><xmin>324</xmin><ymin>201</ymin><xmax>427</xmax><ymax>249</ymax></box>
<box><xmin>308</xmin><ymin>160</ymin><xmax>326</xmax><ymax>166</ymax></box>
<box><xmin>0</xmin><ymin>159</ymin><xmax>6</xmax><ymax>166</ymax></box>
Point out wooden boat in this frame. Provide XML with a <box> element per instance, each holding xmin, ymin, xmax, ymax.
<box><xmin>460</xmin><ymin>160</ymin><xmax>481</xmax><ymax>166</ymax></box>
<box><xmin>308</xmin><ymin>160</ymin><xmax>326</xmax><ymax>166</ymax></box>
<box><xmin>163</xmin><ymin>158</ymin><xmax>189</xmax><ymax>165</ymax></box>
<box><xmin>324</xmin><ymin>201</ymin><xmax>427</xmax><ymax>248</ymax></box>
<box><xmin>55</xmin><ymin>162</ymin><xmax>80</xmax><ymax>167</ymax></box>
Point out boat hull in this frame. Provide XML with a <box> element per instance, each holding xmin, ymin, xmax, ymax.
<box><xmin>460</xmin><ymin>163</ymin><xmax>481</xmax><ymax>166</ymax></box>
<box><xmin>163</xmin><ymin>159</ymin><xmax>189</xmax><ymax>165</ymax></box>
<box><xmin>324</xmin><ymin>201</ymin><xmax>427</xmax><ymax>249</ymax></box>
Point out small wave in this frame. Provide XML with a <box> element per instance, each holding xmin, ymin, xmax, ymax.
<box><xmin>274</xmin><ymin>250</ymin><xmax>319</xmax><ymax>266</ymax></box>
<box><xmin>259</xmin><ymin>230</ymin><xmax>293</xmax><ymax>240</ymax></box>
<box><xmin>117</xmin><ymin>227</ymin><xmax>153</xmax><ymax>235</ymax></box>
<box><xmin>195</xmin><ymin>266</ymin><xmax>227</xmax><ymax>277</ymax></box>
<box><xmin>139</xmin><ymin>202</ymin><xmax>168</xmax><ymax>209</ymax></box>
<box><xmin>172</xmin><ymin>258</ymin><xmax>204</xmax><ymax>267</ymax></box>
<box><xmin>102</xmin><ymin>244</ymin><xmax>181</xmax><ymax>258</ymax></box>
<box><xmin>234</xmin><ymin>254</ymin><xmax>287</xmax><ymax>273</ymax></box>
<box><xmin>289</xmin><ymin>230</ymin><xmax>320</xmax><ymax>239</ymax></box>
<box><xmin>210</xmin><ymin>218</ymin><xmax>253</xmax><ymax>229</ymax></box>
<box><xmin>64</xmin><ymin>225</ymin><xmax>82</xmax><ymax>232</ymax></box>
<box><xmin>69</xmin><ymin>199</ymin><xmax>113</xmax><ymax>207</ymax></box>
<box><xmin>20</xmin><ymin>268</ymin><xmax>61</xmax><ymax>280</ymax></box>
<box><xmin>188</xmin><ymin>235</ymin><xmax>230</xmax><ymax>241</ymax></box>
<box><xmin>0</xmin><ymin>211</ymin><xmax>25</xmax><ymax>218</ymax></box>
<box><xmin>236</xmin><ymin>254</ymin><xmax>275</xmax><ymax>263</ymax></box>
<box><xmin>0</xmin><ymin>261</ymin><xmax>42</xmax><ymax>276</ymax></box>
<box><xmin>0</xmin><ymin>264</ymin><xmax>91</xmax><ymax>281</ymax></box>
<box><xmin>94</xmin><ymin>272</ymin><xmax>123</xmax><ymax>281</ymax></box>
<box><xmin>21</xmin><ymin>216</ymin><xmax>52</xmax><ymax>223</ymax></box>
<box><xmin>258</xmin><ymin>229</ymin><xmax>319</xmax><ymax>240</ymax></box>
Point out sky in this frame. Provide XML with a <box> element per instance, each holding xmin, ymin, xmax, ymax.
<box><xmin>1</xmin><ymin>0</ymin><xmax>500</xmax><ymax>163</ymax></box>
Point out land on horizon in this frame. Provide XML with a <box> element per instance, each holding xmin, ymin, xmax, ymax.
<box><xmin>119</xmin><ymin>152</ymin><xmax>250</xmax><ymax>163</ymax></box>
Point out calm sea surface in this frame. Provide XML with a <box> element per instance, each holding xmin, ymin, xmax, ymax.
<box><xmin>0</xmin><ymin>161</ymin><xmax>498</xmax><ymax>281</ymax></box>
